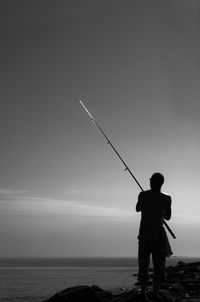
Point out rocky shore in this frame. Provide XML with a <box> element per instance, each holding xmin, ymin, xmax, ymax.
<box><xmin>42</xmin><ymin>261</ymin><xmax>200</xmax><ymax>302</ymax></box>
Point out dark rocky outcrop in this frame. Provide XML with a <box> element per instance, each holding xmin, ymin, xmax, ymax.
<box><xmin>43</xmin><ymin>285</ymin><xmax>113</xmax><ymax>302</ymax></box>
<box><xmin>42</xmin><ymin>261</ymin><xmax>200</xmax><ymax>302</ymax></box>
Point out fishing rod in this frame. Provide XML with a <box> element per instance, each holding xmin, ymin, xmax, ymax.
<box><xmin>79</xmin><ymin>99</ymin><xmax>176</xmax><ymax>239</ymax></box>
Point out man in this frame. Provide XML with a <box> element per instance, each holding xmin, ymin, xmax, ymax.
<box><xmin>136</xmin><ymin>172</ymin><xmax>172</xmax><ymax>297</ymax></box>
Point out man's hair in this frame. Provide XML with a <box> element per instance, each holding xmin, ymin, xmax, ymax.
<box><xmin>150</xmin><ymin>172</ymin><xmax>164</xmax><ymax>187</ymax></box>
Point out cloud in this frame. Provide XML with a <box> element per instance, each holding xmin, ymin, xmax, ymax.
<box><xmin>36</xmin><ymin>198</ymin><xmax>135</xmax><ymax>220</ymax></box>
<box><xmin>1</xmin><ymin>193</ymin><xmax>199</xmax><ymax>226</ymax></box>
<box><xmin>172</xmin><ymin>214</ymin><xmax>200</xmax><ymax>225</ymax></box>
<box><xmin>63</xmin><ymin>190</ymin><xmax>80</xmax><ymax>194</ymax></box>
<box><xmin>0</xmin><ymin>189</ymin><xmax>28</xmax><ymax>195</ymax></box>
<box><xmin>0</xmin><ymin>195</ymin><xmax>135</xmax><ymax>221</ymax></box>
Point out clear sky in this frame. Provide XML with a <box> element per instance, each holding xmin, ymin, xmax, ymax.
<box><xmin>1</xmin><ymin>0</ymin><xmax>200</xmax><ymax>257</ymax></box>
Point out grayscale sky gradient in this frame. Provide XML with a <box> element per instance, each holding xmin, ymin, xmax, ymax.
<box><xmin>1</xmin><ymin>0</ymin><xmax>200</xmax><ymax>257</ymax></box>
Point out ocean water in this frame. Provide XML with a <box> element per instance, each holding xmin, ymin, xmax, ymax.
<box><xmin>1</xmin><ymin>257</ymin><xmax>199</xmax><ymax>302</ymax></box>
<box><xmin>0</xmin><ymin>257</ymin><xmax>138</xmax><ymax>302</ymax></box>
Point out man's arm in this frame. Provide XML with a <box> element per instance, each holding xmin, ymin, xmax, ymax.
<box><xmin>136</xmin><ymin>192</ymin><xmax>143</xmax><ymax>212</ymax></box>
<box><xmin>163</xmin><ymin>196</ymin><xmax>172</xmax><ymax>220</ymax></box>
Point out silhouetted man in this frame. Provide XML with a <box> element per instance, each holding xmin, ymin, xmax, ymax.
<box><xmin>136</xmin><ymin>172</ymin><xmax>172</xmax><ymax>298</ymax></box>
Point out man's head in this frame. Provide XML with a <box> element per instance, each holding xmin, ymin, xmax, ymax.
<box><xmin>150</xmin><ymin>172</ymin><xmax>164</xmax><ymax>190</ymax></box>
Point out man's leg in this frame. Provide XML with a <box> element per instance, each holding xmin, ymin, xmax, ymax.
<box><xmin>138</xmin><ymin>239</ymin><xmax>151</xmax><ymax>294</ymax></box>
<box><xmin>152</xmin><ymin>236</ymin><xmax>166</xmax><ymax>291</ymax></box>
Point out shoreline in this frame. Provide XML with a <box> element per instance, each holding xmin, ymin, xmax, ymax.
<box><xmin>42</xmin><ymin>260</ymin><xmax>200</xmax><ymax>302</ymax></box>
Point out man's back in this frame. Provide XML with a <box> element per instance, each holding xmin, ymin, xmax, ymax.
<box><xmin>136</xmin><ymin>190</ymin><xmax>171</xmax><ymax>233</ymax></box>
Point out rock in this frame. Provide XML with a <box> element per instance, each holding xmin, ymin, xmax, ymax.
<box><xmin>181</xmin><ymin>300</ymin><xmax>200</xmax><ymax>302</ymax></box>
<box><xmin>112</xmin><ymin>289</ymin><xmax>140</xmax><ymax>302</ymax></box>
<box><xmin>42</xmin><ymin>261</ymin><xmax>200</xmax><ymax>302</ymax></box>
<box><xmin>168</xmin><ymin>283</ymin><xmax>187</xmax><ymax>300</ymax></box>
<box><xmin>177</xmin><ymin>261</ymin><xmax>186</xmax><ymax>267</ymax></box>
<box><xmin>42</xmin><ymin>285</ymin><xmax>113</xmax><ymax>302</ymax></box>
<box><xmin>158</xmin><ymin>290</ymin><xmax>176</xmax><ymax>302</ymax></box>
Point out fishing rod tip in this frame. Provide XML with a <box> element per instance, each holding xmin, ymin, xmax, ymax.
<box><xmin>78</xmin><ymin>99</ymin><xmax>85</xmax><ymax>106</ymax></box>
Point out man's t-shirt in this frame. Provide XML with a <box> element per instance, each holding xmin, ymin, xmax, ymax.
<box><xmin>136</xmin><ymin>190</ymin><xmax>171</xmax><ymax>238</ymax></box>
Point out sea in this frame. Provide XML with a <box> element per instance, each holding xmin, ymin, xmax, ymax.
<box><xmin>1</xmin><ymin>257</ymin><xmax>199</xmax><ymax>302</ymax></box>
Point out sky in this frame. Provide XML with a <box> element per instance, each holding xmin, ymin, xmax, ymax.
<box><xmin>1</xmin><ymin>0</ymin><xmax>200</xmax><ymax>257</ymax></box>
